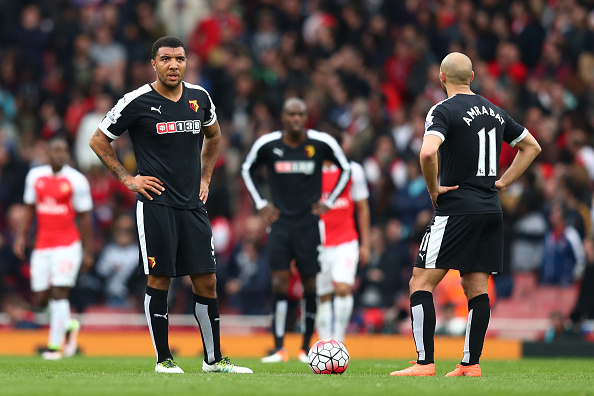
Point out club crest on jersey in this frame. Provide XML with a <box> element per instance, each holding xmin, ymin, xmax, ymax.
<box><xmin>189</xmin><ymin>100</ymin><xmax>199</xmax><ymax>113</ymax></box>
<box><xmin>148</xmin><ymin>257</ymin><xmax>156</xmax><ymax>268</ymax></box>
<box><xmin>156</xmin><ymin>120</ymin><xmax>201</xmax><ymax>135</ymax></box>
<box><xmin>304</xmin><ymin>145</ymin><xmax>315</xmax><ymax>158</ymax></box>
<box><xmin>60</xmin><ymin>181</ymin><xmax>71</xmax><ymax>194</ymax></box>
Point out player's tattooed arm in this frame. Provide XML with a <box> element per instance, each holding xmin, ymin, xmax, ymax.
<box><xmin>90</xmin><ymin>130</ymin><xmax>129</xmax><ymax>181</ymax></box>
<box><xmin>89</xmin><ymin>128</ymin><xmax>164</xmax><ymax>200</ymax></box>
<box><xmin>199</xmin><ymin>119</ymin><xmax>221</xmax><ymax>203</ymax></box>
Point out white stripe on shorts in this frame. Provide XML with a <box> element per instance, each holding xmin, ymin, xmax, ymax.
<box><xmin>136</xmin><ymin>201</ymin><xmax>149</xmax><ymax>274</ymax></box>
<box><xmin>425</xmin><ymin>216</ymin><xmax>449</xmax><ymax>269</ymax></box>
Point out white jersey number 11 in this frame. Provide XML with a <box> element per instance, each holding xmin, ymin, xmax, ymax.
<box><xmin>476</xmin><ymin>127</ymin><xmax>496</xmax><ymax>177</ymax></box>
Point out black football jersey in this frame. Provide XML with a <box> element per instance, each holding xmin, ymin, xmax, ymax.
<box><xmin>425</xmin><ymin>94</ymin><xmax>528</xmax><ymax>215</ymax></box>
<box><xmin>99</xmin><ymin>82</ymin><xmax>217</xmax><ymax>209</ymax></box>
<box><xmin>242</xmin><ymin>130</ymin><xmax>351</xmax><ymax>226</ymax></box>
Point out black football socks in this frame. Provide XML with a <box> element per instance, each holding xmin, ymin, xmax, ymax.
<box><xmin>301</xmin><ymin>293</ymin><xmax>317</xmax><ymax>351</ymax></box>
<box><xmin>462</xmin><ymin>293</ymin><xmax>490</xmax><ymax>366</ymax></box>
<box><xmin>193</xmin><ymin>294</ymin><xmax>222</xmax><ymax>365</ymax></box>
<box><xmin>144</xmin><ymin>287</ymin><xmax>173</xmax><ymax>363</ymax></box>
<box><xmin>410</xmin><ymin>290</ymin><xmax>436</xmax><ymax>365</ymax></box>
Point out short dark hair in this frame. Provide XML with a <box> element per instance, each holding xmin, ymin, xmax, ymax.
<box><xmin>151</xmin><ymin>36</ymin><xmax>186</xmax><ymax>59</ymax></box>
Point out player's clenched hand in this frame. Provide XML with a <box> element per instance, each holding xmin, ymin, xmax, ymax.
<box><xmin>259</xmin><ymin>204</ymin><xmax>280</xmax><ymax>227</ymax></box>
<box><xmin>199</xmin><ymin>180</ymin><xmax>209</xmax><ymax>203</ymax></box>
<box><xmin>429</xmin><ymin>185</ymin><xmax>459</xmax><ymax>208</ymax></box>
<box><xmin>358</xmin><ymin>245</ymin><xmax>370</xmax><ymax>268</ymax></box>
<box><xmin>81</xmin><ymin>252</ymin><xmax>93</xmax><ymax>274</ymax></box>
<box><xmin>123</xmin><ymin>175</ymin><xmax>164</xmax><ymax>200</ymax></box>
<box><xmin>311</xmin><ymin>201</ymin><xmax>330</xmax><ymax>216</ymax></box>
<box><xmin>13</xmin><ymin>235</ymin><xmax>26</xmax><ymax>260</ymax></box>
<box><xmin>494</xmin><ymin>180</ymin><xmax>507</xmax><ymax>194</ymax></box>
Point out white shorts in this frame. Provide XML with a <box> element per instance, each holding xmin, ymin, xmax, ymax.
<box><xmin>316</xmin><ymin>240</ymin><xmax>359</xmax><ymax>296</ymax></box>
<box><xmin>30</xmin><ymin>241</ymin><xmax>83</xmax><ymax>292</ymax></box>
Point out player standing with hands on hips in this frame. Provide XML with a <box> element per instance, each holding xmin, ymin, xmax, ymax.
<box><xmin>90</xmin><ymin>36</ymin><xmax>252</xmax><ymax>374</ymax></box>
<box><xmin>390</xmin><ymin>52</ymin><xmax>541</xmax><ymax>377</ymax></box>
<box><xmin>242</xmin><ymin>98</ymin><xmax>351</xmax><ymax>363</ymax></box>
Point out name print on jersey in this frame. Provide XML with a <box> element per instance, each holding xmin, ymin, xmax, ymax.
<box><xmin>463</xmin><ymin>105</ymin><xmax>505</xmax><ymax>126</ymax></box>
<box><xmin>156</xmin><ymin>120</ymin><xmax>202</xmax><ymax>135</ymax></box>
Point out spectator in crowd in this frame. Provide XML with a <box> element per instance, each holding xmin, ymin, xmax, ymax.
<box><xmin>225</xmin><ymin>215</ymin><xmax>270</xmax><ymax>315</ymax></box>
<box><xmin>95</xmin><ymin>214</ymin><xmax>139</xmax><ymax>308</ymax></box>
<box><xmin>541</xmin><ymin>203</ymin><xmax>585</xmax><ymax>286</ymax></box>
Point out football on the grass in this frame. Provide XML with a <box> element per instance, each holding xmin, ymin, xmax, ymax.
<box><xmin>307</xmin><ymin>339</ymin><xmax>349</xmax><ymax>374</ymax></box>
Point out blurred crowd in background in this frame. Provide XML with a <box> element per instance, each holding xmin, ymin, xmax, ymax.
<box><xmin>1</xmin><ymin>0</ymin><xmax>594</xmax><ymax>340</ymax></box>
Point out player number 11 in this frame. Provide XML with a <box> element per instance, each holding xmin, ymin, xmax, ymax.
<box><xmin>476</xmin><ymin>127</ymin><xmax>496</xmax><ymax>177</ymax></box>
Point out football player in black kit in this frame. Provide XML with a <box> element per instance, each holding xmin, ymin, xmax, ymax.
<box><xmin>242</xmin><ymin>98</ymin><xmax>351</xmax><ymax>363</ymax></box>
<box><xmin>89</xmin><ymin>36</ymin><xmax>252</xmax><ymax>374</ymax></box>
<box><xmin>390</xmin><ymin>52</ymin><xmax>541</xmax><ymax>377</ymax></box>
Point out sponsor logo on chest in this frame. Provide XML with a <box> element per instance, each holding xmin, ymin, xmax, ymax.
<box><xmin>156</xmin><ymin>120</ymin><xmax>202</xmax><ymax>135</ymax></box>
<box><xmin>38</xmin><ymin>197</ymin><xmax>69</xmax><ymax>215</ymax></box>
<box><xmin>274</xmin><ymin>160</ymin><xmax>316</xmax><ymax>175</ymax></box>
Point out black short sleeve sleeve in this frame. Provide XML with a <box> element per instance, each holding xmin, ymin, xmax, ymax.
<box><xmin>425</xmin><ymin>104</ymin><xmax>450</xmax><ymax>142</ymax></box>
<box><xmin>99</xmin><ymin>96</ymin><xmax>137</xmax><ymax>140</ymax></box>
<box><xmin>503</xmin><ymin>111</ymin><xmax>528</xmax><ymax>147</ymax></box>
<box><xmin>202</xmin><ymin>91</ymin><xmax>217</xmax><ymax>127</ymax></box>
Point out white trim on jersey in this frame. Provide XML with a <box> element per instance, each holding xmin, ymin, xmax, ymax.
<box><xmin>426</xmin><ymin>216</ymin><xmax>449</xmax><ymax>269</ymax></box>
<box><xmin>183</xmin><ymin>82</ymin><xmax>217</xmax><ymax>127</ymax></box>
<box><xmin>425</xmin><ymin>131</ymin><xmax>445</xmax><ymax>142</ymax></box>
<box><xmin>241</xmin><ymin>131</ymin><xmax>282</xmax><ymax>210</ymax></box>
<box><xmin>509</xmin><ymin>128</ymin><xmax>529</xmax><ymax>148</ymax></box>
<box><xmin>307</xmin><ymin>130</ymin><xmax>351</xmax><ymax>208</ymax></box>
<box><xmin>99</xmin><ymin>84</ymin><xmax>152</xmax><ymax>140</ymax></box>
<box><xmin>136</xmin><ymin>201</ymin><xmax>149</xmax><ymax>274</ymax></box>
<box><xmin>350</xmin><ymin>161</ymin><xmax>369</xmax><ymax>202</ymax></box>
<box><xmin>424</xmin><ymin>96</ymin><xmax>455</xmax><ymax>139</ymax></box>
<box><xmin>101</xmin><ymin>128</ymin><xmax>119</xmax><ymax>141</ymax></box>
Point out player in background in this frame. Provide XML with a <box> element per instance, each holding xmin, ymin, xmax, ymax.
<box><xmin>13</xmin><ymin>137</ymin><xmax>93</xmax><ymax>360</ymax></box>
<box><xmin>89</xmin><ymin>36</ymin><xmax>251</xmax><ymax>374</ymax></box>
<box><xmin>242</xmin><ymin>98</ymin><xmax>351</xmax><ymax>363</ymax></box>
<box><xmin>316</xmin><ymin>132</ymin><xmax>370</xmax><ymax>343</ymax></box>
<box><xmin>390</xmin><ymin>52</ymin><xmax>541</xmax><ymax>377</ymax></box>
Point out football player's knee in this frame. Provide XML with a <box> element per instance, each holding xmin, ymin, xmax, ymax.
<box><xmin>35</xmin><ymin>293</ymin><xmax>49</xmax><ymax>308</ymax></box>
<box><xmin>334</xmin><ymin>283</ymin><xmax>351</xmax><ymax>297</ymax></box>
<box><xmin>461</xmin><ymin>277</ymin><xmax>470</xmax><ymax>297</ymax></box>
<box><xmin>271</xmin><ymin>276</ymin><xmax>288</xmax><ymax>293</ymax></box>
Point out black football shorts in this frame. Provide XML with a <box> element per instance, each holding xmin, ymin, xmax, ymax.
<box><xmin>267</xmin><ymin>219</ymin><xmax>322</xmax><ymax>276</ymax></box>
<box><xmin>414</xmin><ymin>213</ymin><xmax>503</xmax><ymax>274</ymax></box>
<box><xmin>135</xmin><ymin>201</ymin><xmax>216</xmax><ymax>277</ymax></box>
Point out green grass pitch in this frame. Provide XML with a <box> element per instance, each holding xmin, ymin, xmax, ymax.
<box><xmin>1</xmin><ymin>357</ymin><xmax>592</xmax><ymax>396</ymax></box>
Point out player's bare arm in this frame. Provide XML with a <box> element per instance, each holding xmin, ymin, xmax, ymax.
<box><xmin>495</xmin><ymin>132</ymin><xmax>541</xmax><ymax>193</ymax></box>
<box><xmin>13</xmin><ymin>204</ymin><xmax>35</xmax><ymax>260</ymax></box>
<box><xmin>420</xmin><ymin>134</ymin><xmax>459</xmax><ymax>208</ymax></box>
<box><xmin>89</xmin><ymin>128</ymin><xmax>164</xmax><ymax>201</ymax></box>
<box><xmin>199</xmin><ymin>120</ymin><xmax>221</xmax><ymax>203</ymax></box>
<box><xmin>78</xmin><ymin>210</ymin><xmax>94</xmax><ymax>273</ymax></box>
<box><xmin>355</xmin><ymin>198</ymin><xmax>371</xmax><ymax>267</ymax></box>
